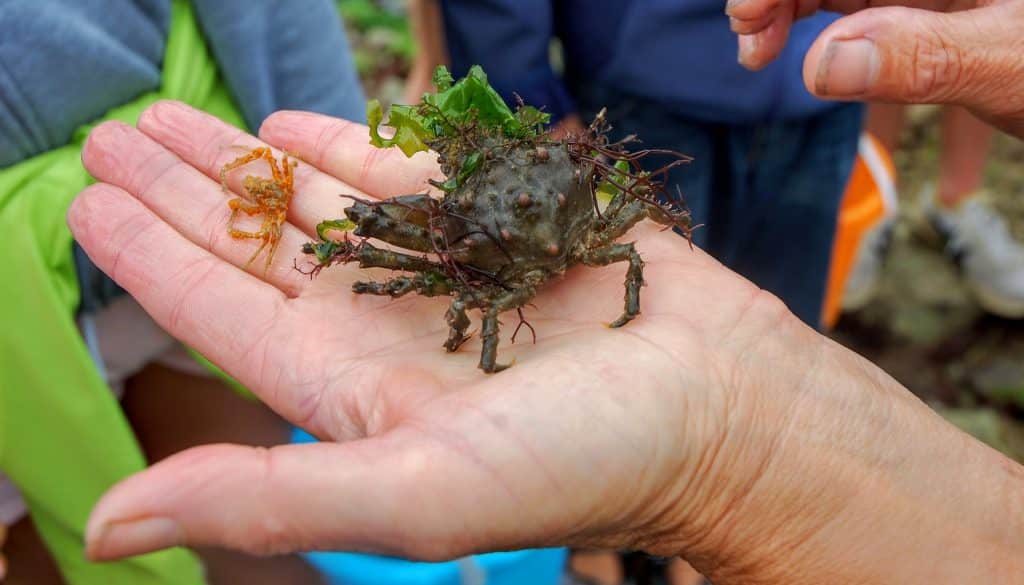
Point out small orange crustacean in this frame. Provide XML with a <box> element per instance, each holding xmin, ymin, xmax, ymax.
<box><xmin>219</xmin><ymin>147</ymin><xmax>296</xmax><ymax>274</ymax></box>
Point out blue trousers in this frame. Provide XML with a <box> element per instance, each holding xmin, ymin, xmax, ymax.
<box><xmin>576</xmin><ymin>87</ymin><xmax>863</xmax><ymax>328</ymax></box>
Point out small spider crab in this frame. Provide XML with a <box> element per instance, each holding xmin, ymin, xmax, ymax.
<box><xmin>220</xmin><ymin>147</ymin><xmax>296</xmax><ymax>273</ymax></box>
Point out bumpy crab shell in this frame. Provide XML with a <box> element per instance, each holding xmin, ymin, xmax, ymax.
<box><xmin>301</xmin><ymin>67</ymin><xmax>691</xmax><ymax>373</ymax></box>
<box><xmin>356</xmin><ymin>139</ymin><xmax>594</xmax><ymax>278</ymax></box>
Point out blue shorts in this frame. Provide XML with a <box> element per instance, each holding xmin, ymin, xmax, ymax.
<box><xmin>291</xmin><ymin>429</ymin><xmax>568</xmax><ymax>585</ymax></box>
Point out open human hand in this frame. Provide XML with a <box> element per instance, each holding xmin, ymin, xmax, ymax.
<box><xmin>729</xmin><ymin>0</ymin><xmax>1024</xmax><ymax>138</ymax></box>
<box><xmin>71</xmin><ymin>101</ymin><xmax>1024</xmax><ymax>584</ymax></box>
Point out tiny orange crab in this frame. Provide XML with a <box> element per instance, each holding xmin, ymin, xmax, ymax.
<box><xmin>219</xmin><ymin>147</ymin><xmax>297</xmax><ymax>274</ymax></box>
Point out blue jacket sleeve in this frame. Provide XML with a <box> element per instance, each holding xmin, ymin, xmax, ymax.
<box><xmin>440</xmin><ymin>0</ymin><xmax>575</xmax><ymax>124</ymax></box>
<box><xmin>191</xmin><ymin>0</ymin><xmax>366</xmax><ymax>128</ymax></box>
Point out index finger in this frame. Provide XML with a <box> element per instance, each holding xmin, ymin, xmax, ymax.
<box><xmin>258</xmin><ymin>110</ymin><xmax>443</xmax><ymax>199</ymax></box>
<box><xmin>136</xmin><ymin>101</ymin><xmax>367</xmax><ymax>237</ymax></box>
<box><xmin>728</xmin><ymin>0</ymin><xmax>980</xmax><ymax>70</ymax></box>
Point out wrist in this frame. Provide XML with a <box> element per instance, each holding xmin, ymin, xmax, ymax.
<box><xmin>648</xmin><ymin>311</ymin><xmax>1024</xmax><ymax>583</ymax></box>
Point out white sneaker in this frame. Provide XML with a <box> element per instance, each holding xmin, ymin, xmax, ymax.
<box><xmin>842</xmin><ymin>216</ymin><xmax>896</xmax><ymax>310</ymax></box>
<box><xmin>840</xmin><ymin>134</ymin><xmax>900</xmax><ymax>312</ymax></box>
<box><xmin>922</xmin><ymin>187</ymin><xmax>1024</xmax><ymax>318</ymax></box>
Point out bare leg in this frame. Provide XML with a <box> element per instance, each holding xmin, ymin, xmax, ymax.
<box><xmin>569</xmin><ymin>550</ymin><xmax>624</xmax><ymax>585</ymax></box>
<box><xmin>575</xmin><ymin>242</ymin><xmax>644</xmax><ymax>328</ymax></box>
<box><xmin>865</xmin><ymin>103</ymin><xmax>906</xmax><ymax>154</ymax></box>
<box><xmin>938</xmin><ymin>106</ymin><xmax>995</xmax><ymax>208</ymax></box>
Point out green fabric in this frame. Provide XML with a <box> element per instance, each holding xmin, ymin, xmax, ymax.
<box><xmin>0</xmin><ymin>1</ymin><xmax>244</xmax><ymax>583</ymax></box>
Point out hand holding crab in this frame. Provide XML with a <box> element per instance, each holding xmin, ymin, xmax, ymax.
<box><xmin>69</xmin><ymin>101</ymin><xmax>1024</xmax><ymax>584</ymax></box>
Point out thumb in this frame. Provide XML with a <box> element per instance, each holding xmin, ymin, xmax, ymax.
<box><xmin>85</xmin><ymin>436</ymin><xmax>528</xmax><ymax>562</ymax></box>
<box><xmin>804</xmin><ymin>3</ymin><xmax>1024</xmax><ymax>136</ymax></box>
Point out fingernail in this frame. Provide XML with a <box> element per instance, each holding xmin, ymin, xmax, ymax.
<box><xmin>259</xmin><ymin>111</ymin><xmax>321</xmax><ymax>145</ymax></box>
<box><xmin>0</xmin><ymin>556</ymin><xmax>6</xmax><ymax>581</ymax></box>
<box><xmin>725</xmin><ymin>0</ymin><xmax>749</xmax><ymax>15</ymax></box>
<box><xmin>738</xmin><ymin>34</ymin><xmax>759</xmax><ymax>67</ymax></box>
<box><xmin>87</xmin><ymin>517</ymin><xmax>183</xmax><ymax>560</ymax></box>
<box><xmin>138</xmin><ymin>101</ymin><xmax>210</xmax><ymax>158</ymax></box>
<box><xmin>815</xmin><ymin>38</ymin><xmax>879</xmax><ymax>96</ymax></box>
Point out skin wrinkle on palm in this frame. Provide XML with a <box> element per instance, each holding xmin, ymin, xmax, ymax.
<box><xmin>67</xmin><ymin>101</ymin><xmax>1024</xmax><ymax>584</ymax></box>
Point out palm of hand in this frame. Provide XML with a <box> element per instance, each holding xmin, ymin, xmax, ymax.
<box><xmin>72</xmin><ymin>100</ymin><xmax>791</xmax><ymax>563</ymax></box>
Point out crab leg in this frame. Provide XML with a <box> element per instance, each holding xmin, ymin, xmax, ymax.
<box><xmin>574</xmin><ymin>242</ymin><xmax>645</xmax><ymax>328</ymax></box>
<box><xmin>353</xmin><ymin>242</ymin><xmax>443</xmax><ymax>273</ymax></box>
<box><xmin>479</xmin><ymin>308</ymin><xmax>504</xmax><ymax>373</ymax></box>
<box><xmin>478</xmin><ymin>285</ymin><xmax>537</xmax><ymax>373</ymax></box>
<box><xmin>227</xmin><ymin>198</ymin><xmax>263</xmax><ymax>219</ymax></box>
<box><xmin>225</xmin><ymin>203</ymin><xmax>282</xmax><ymax>269</ymax></box>
<box><xmin>594</xmin><ymin>200</ymin><xmax>658</xmax><ymax>246</ymax></box>
<box><xmin>308</xmin><ymin>238</ymin><xmax>446</xmax><ymax>274</ymax></box>
<box><xmin>444</xmin><ymin>294</ymin><xmax>472</xmax><ymax>352</ymax></box>
<box><xmin>352</xmin><ymin>273</ymin><xmax>452</xmax><ymax>298</ymax></box>
<box><xmin>225</xmin><ymin>226</ymin><xmax>272</xmax><ymax>265</ymax></box>
<box><xmin>603</xmin><ymin>186</ymin><xmax>630</xmax><ymax>219</ymax></box>
<box><xmin>351</xmin><ymin>215</ymin><xmax>436</xmax><ymax>253</ymax></box>
<box><xmin>219</xmin><ymin>147</ymin><xmax>276</xmax><ymax>192</ymax></box>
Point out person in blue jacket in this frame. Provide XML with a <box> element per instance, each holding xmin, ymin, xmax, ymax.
<box><xmin>413</xmin><ymin>0</ymin><xmax>862</xmax><ymax>330</ymax></box>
